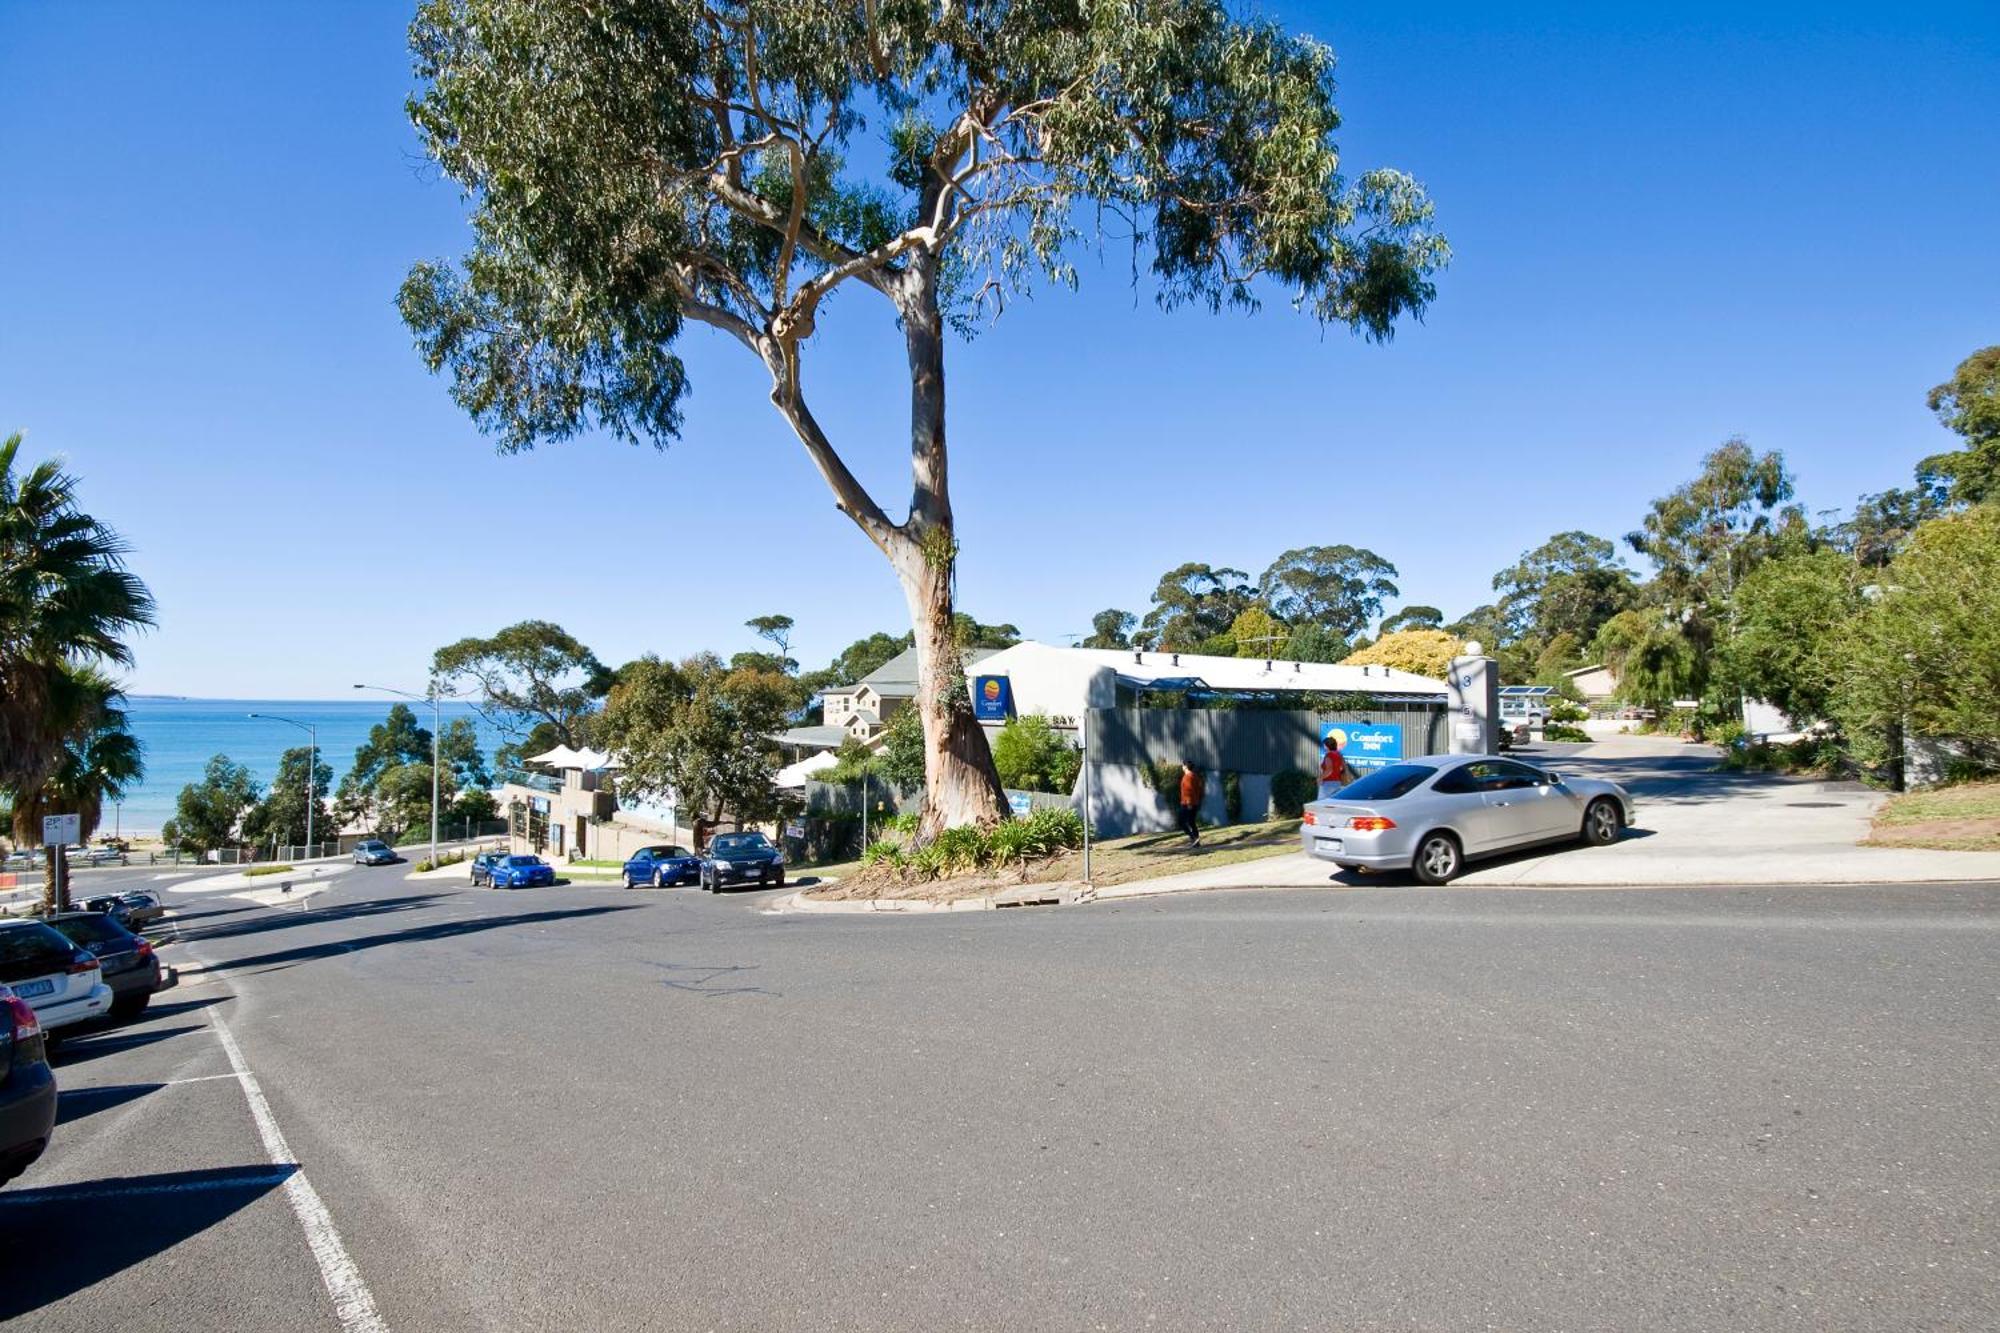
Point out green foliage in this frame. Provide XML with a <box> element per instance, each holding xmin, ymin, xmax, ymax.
<box><xmin>1138</xmin><ymin>564</ymin><xmax>1255</xmax><ymax>651</ymax></box>
<box><xmin>1378</xmin><ymin>605</ymin><xmax>1443</xmax><ymax>634</ymax></box>
<box><xmin>1341</xmin><ymin>629</ymin><xmax>1458</xmax><ymax>680</ymax></box>
<box><xmin>881</xmin><ymin>812</ymin><xmax>921</xmax><ymax>836</ymax></box>
<box><xmin>744</xmin><ymin>615</ymin><xmax>796</xmax><ymax>673</ymax></box>
<box><xmin>1222</xmin><ymin>771</ymin><xmax>1243</xmax><ymax>824</ymax></box>
<box><xmin>597</xmin><ymin>652</ymin><xmax>792</xmax><ymax>823</ymax></box>
<box><xmin>1269</xmin><ymin>768</ymin><xmax>1316</xmax><ymax>818</ymax></box>
<box><xmin>1280</xmin><ymin>623</ymin><xmax>1349</xmax><ymax>664</ymax></box>
<box><xmin>242</xmin><ymin>745</ymin><xmax>334</xmax><ymax>849</ymax></box>
<box><xmin>1083</xmin><ymin>609</ymin><xmax>1135</xmax><ymax>650</ymax></box>
<box><xmin>242</xmin><ymin>864</ymin><xmax>296</xmax><ymax>878</ymax></box>
<box><xmin>8</xmin><ymin>670</ymin><xmax>143</xmax><ymax>847</ymax></box>
<box><xmin>431</xmin><ymin>620</ymin><xmax>609</xmax><ymax>768</ymax></box>
<box><xmin>1834</xmin><ymin>505</ymin><xmax>2000</xmax><ymax>774</ymax></box>
<box><xmin>1258</xmin><ymin>545</ymin><xmax>1400</xmax><ymax>640</ymax></box>
<box><xmin>852</xmin><ymin>806</ymin><xmax>1085</xmax><ymax>881</ymax></box>
<box><xmin>1493</xmin><ymin>531</ymin><xmax>1637</xmax><ymax>649</ymax></box>
<box><xmin>413</xmin><ymin>849</ymin><xmax>470</xmax><ymax>873</ymax></box>
<box><xmin>1721</xmin><ymin>550</ymin><xmax>1861</xmax><ymax>724</ymax></box>
<box><xmin>1547</xmin><ymin>697</ymin><xmax>1589</xmax><ymax>724</ymax></box>
<box><xmin>0</xmin><ymin>433</ymin><xmax>156</xmax><ymax>808</ymax></box>
<box><xmin>876</xmin><ymin>705</ymin><xmax>928</xmax><ymax>791</ymax></box>
<box><xmin>860</xmin><ymin>840</ymin><xmax>906</xmax><ymax>869</ymax></box>
<box><xmin>1541</xmin><ymin>723</ymin><xmax>1590</xmax><ymax>743</ymax></box>
<box><xmin>1227</xmin><ymin>606</ymin><xmax>1288</xmax><ymax>659</ymax></box>
<box><xmin>1140</xmin><ymin>761</ymin><xmax>1186</xmax><ymax>799</ymax></box>
<box><xmin>165</xmin><ymin>755</ymin><xmax>262</xmax><ymax>853</ymax></box>
<box><xmin>1916</xmin><ymin>345</ymin><xmax>2000</xmax><ymax>507</ymax></box>
<box><xmin>991</xmin><ymin>715</ymin><xmax>1081</xmax><ymax>794</ymax></box>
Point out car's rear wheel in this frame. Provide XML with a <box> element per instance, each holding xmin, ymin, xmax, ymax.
<box><xmin>1583</xmin><ymin>798</ymin><xmax>1623</xmax><ymax>846</ymax></box>
<box><xmin>1411</xmin><ymin>832</ymin><xmax>1462</xmax><ymax>885</ymax></box>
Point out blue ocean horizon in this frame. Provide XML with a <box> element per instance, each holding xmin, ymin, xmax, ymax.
<box><xmin>107</xmin><ymin>698</ymin><xmax>509</xmax><ymax>837</ymax></box>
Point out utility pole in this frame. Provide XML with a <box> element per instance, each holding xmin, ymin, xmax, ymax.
<box><xmin>249</xmin><ymin>713</ymin><xmax>318</xmax><ymax>858</ymax></box>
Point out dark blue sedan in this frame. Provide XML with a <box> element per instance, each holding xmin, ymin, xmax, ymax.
<box><xmin>489</xmin><ymin>854</ymin><xmax>555</xmax><ymax>889</ymax></box>
<box><xmin>622</xmin><ymin>845</ymin><xmax>699</xmax><ymax>889</ymax></box>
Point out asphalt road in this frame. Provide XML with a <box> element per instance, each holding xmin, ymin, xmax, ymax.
<box><xmin>6</xmin><ymin>871</ymin><xmax>1997</xmax><ymax>1331</ymax></box>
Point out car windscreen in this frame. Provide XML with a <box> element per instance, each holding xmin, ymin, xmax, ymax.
<box><xmin>49</xmin><ymin>915</ymin><xmax>135</xmax><ymax>948</ymax></box>
<box><xmin>1331</xmin><ymin>764</ymin><xmax>1436</xmax><ymax>801</ymax></box>
<box><xmin>711</xmin><ymin>834</ymin><xmax>768</xmax><ymax>853</ymax></box>
<box><xmin>504</xmin><ymin>856</ymin><xmax>538</xmax><ymax>867</ymax></box>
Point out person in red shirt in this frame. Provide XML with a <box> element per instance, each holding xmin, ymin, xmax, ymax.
<box><xmin>1318</xmin><ymin>735</ymin><xmax>1350</xmax><ymax>801</ymax></box>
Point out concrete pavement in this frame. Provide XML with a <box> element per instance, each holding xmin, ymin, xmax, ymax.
<box><xmin>1113</xmin><ymin>735</ymin><xmax>2000</xmax><ymax>898</ymax></box>
<box><xmin>7</xmin><ymin>870</ymin><xmax>1998</xmax><ymax>1330</ymax></box>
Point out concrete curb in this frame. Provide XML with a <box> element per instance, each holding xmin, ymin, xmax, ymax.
<box><xmin>773</xmin><ymin>882</ymin><xmax>1095</xmax><ymax>915</ymax></box>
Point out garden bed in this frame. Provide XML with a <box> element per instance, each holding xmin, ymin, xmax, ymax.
<box><xmin>1865</xmin><ymin>782</ymin><xmax>2000</xmax><ymax>852</ymax></box>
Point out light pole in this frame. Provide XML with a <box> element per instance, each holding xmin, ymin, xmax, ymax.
<box><xmin>354</xmin><ymin>683</ymin><xmax>451</xmax><ymax>869</ymax></box>
<box><xmin>248</xmin><ymin>713</ymin><xmax>318</xmax><ymax>858</ymax></box>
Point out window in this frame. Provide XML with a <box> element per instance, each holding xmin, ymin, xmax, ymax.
<box><xmin>1489</xmin><ymin>761</ymin><xmax>1549</xmax><ymax>790</ymax></box>
<box><xmin>1333</xmin><ymin>764</ymin><xmax>1435</xmax><ymax>801</ymax></box>
<box><xmin>0</xmin><ymin>921</ymin><xmax>75</xmax><ymax>974</ymax></box>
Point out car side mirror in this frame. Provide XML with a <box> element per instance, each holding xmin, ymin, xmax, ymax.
<box><xmin>1543</xmin><ymin>772</ymin><xmax>1563</xmax><ymax>785</ymax></box>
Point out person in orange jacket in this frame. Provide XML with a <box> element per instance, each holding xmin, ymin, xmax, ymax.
<box><xmin>1178</xmin><ymin>762</ymin><xmax>1205</xmax><ymax>846</ymax></box>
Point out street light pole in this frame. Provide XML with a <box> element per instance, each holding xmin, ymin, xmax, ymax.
<box><xmin>248</xmin><ymin>713</ymin><xmax>318</xmax><ymax>858</ymax></box>
<box><xmin>354</xmin><ymin>683</ymin><xmax>447</xmax><ymax>869</ymax></box>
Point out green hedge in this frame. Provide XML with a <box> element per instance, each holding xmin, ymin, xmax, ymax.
<box><xmin>1269</xmin><ymin>768</ymin><xmax>1316</xmax><ymax>818</ymax></box>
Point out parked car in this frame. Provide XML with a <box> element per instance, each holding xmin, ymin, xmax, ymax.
<box><xmin>1300</xmin><ymin>754</ymin><xmax>1635</xmax><ymax>885</ymax></box>
<box><xmin>699</xmin><ymin>832</ymin><xmax>785</xmax><ymax>892</ymax></box>
<box><xmin>1496</xmin><ymin>719</ymin><xmax>1530</xmax><ymax>750</ymax></box>
<box><xmin>79</xmin><ymin>895</ymin><xmax>135</xmax><ymax>926</ymax></box>
<box><xmin>42</xmin><ymin>912</ymin><xmax>175</xmax><ymax>1021</ymax></box>
<box><xmin>352</xmin><ymin>839</ymin><xmax>399</xmax><ymax>866</ymax></box>
<box><xmin>622</xmin><ymin>845</ymin><xmax>700</xmax><ymax>889</ymax></box>
<box><xmin>0</xmin><ymin>982</ymin><xmax>57</xmax><ymax>1188</ymax></box>
<box><xmin>116</xmin><ymin>890</ymin><xmax>164</xmax><ymax>927</ymax></box>
<box><xmin>0</xmin><ymin>919</ymin><xmax>113</xmax><ymax>1045</ymax></box>
<box><xmin>489</xmin><ymin>855</ymin><xmax>555</xmax><ymax>889</ymax></box>
<box><xmin>469</xmin><ymin>851</ymin><xmax>507</xmax><ymax>887</ymax></box>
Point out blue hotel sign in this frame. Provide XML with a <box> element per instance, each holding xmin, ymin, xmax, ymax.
<box><xmin>1321</xmin><ymin>720</ymin><xmax>1404</xmax><ymax>771</ymax></box>
<box><xmin>972</xmin><ymin>675</ymin><xmax>1015</xmax><ymax>721</ymax></box>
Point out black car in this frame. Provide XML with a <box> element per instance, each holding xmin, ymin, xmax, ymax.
<box><xmin>80</xmin><ymin>894</ymin><xmax>135</xmax><ymax>925</ymax></box>
<box><xmin>0</xmin><ymin>982</ymin><xmax>57</xmax><ymax>1187</ymax></box>
<box><xmin>43</xmin><ymin>912</ymin><xmax>174</xmax><ymax>1021</ymax></box>
<box><xmin>699</xmin><ymin>832</ymin><xmax>785</xmax><ymax>892</ymax></box>
<box><xmin>470</xmin><ymin>851</ymin><xmax>506</xmax><ymax>887</ymax></box>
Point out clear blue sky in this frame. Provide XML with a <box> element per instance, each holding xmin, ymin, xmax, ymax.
<box><xmin>3</xmin><ymin>2</ymin><xmax>1995</xmax><ymax>697</ymax></box>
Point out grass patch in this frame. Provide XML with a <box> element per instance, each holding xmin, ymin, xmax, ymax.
<box><xmin>1866</xmin><ymin>781</ymin><xmax>2000</xmax><ymax>852</ymax></box>
<box><xmin>415</xmin><ymin>850</ymin><xmax>468</xmax><ymax>873</ymax></box>
<box><xmin>243</xmin><ymin>863</ymin><xmax>295</xmax><ymax>878</ymax></box>
<box><xmin>805</xmin><ymin>818</ymin><xmax>1299</xmax><ymax>902</ymax></box>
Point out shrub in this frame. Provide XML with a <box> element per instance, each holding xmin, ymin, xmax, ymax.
<box><xmin>1140</xmin><ymin>761</ymin><xmax>1184</xmax><ymax>798</ymax></box>
<box><xmin>908</xmin><ymin>841</ymin><xmax>951</xmax><ymax>879</ymax></box>
<box><xmin>882</xmin><ymin>811</ymin><xmax>920</xmax><ymax>835</ymax></box>
<box><xmin>991</xmin><ymin>714</ymin><xmax>1082</xmax><ymax>794</ymax></box>
<box><xmin>860</xmin><ymin>839</ymin><xmax>905</xmax><ymax>868</ymax></box>
<box><xmin>1542</xmin><ymin>723</ymin><xmax>1590</xmax><ymax>743</ymax></box>
<box><xmin>984</xmin><ymin>820</ymin><xmax>1035</xmax><ymax>864</ymax></box>
<box><xmin>1548</xmin><ymin>697</ymin><xmax>1588</xmax><ymax>723</ymax></box>
<box><xmin>1269</xmin><ymin>767</ymin><xmax>1316</xmax><ymax>818</ymax></box>
<box><xmin>1020</xmin><ymin>807</ymin><xmax>1085</xmax><ymax>857</ymax></box>
<box><xmin>1708</xmin><ymin>719</ymin><xmax>1748</xmax><ymax>751</ymax></box>
<box><xmin>1222</xmin><ymin>771</ymin><xmax>1242</xmax><ymax>824</ymax></box>
<box><xmin>243</xmin><ymin>863</ymin><xmax>295</xmax><ymax>878</ymax></box>
<box><xmin>931</xmin><ymin>825</ymin><xmax>987</xmax><ymax>872</ymax></box>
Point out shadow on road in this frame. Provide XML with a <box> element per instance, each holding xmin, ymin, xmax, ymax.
<box><xmin>50</xmin><ymin>1025</ymin><xmax>204</xmax><ymax>1068</ymax></box>
<box><xmin>0</xmin><ymin>1164</ymin><xmax>294</xmax><ymax>1318</ymax></box>
<box><xmin>190</xmin><ymin>903</ymin><xmax>645</xmax><ymax>978</ymax></box>
<box><xmin>55</xmin><ymin>1082</ymin><xmax>164</xmax><ymax>1126</ymax></box>
<box><xmin>171</xmin><ymin>892</ymin><xmax>459</xmax><ymax>946</ymax></box>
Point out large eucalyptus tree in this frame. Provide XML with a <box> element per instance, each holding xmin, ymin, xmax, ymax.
<box><xmin>400</xmin><ymin>0</ymin><xmax>1447</xmax><ymax>830</ymax></box>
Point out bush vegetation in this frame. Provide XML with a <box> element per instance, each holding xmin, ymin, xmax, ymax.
<box><xmin>990</xmin><ymin>714</ymin><xmax>1081</xmax><ymax>794</ymax></box>
<box><xmin>1269</xmin><ymin>767</ymin><xmax>1316</xmax><ymax>818</ymax></box>
<box><xmin>242</xmin><ymin>863</ymin><xmax>295</xmax><ymax>878</ymax></box>
<box><xmin>1541</xmin><ymin>723</ymin><xmax>1590</xmax><ymax>743</ymax></box>
<box><xmin>857</xmin><ymin>807</ymin><xmax>1085</xmax><ymax>881</ymax></box>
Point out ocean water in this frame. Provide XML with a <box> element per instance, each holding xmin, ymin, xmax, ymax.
<box><xmin>106</xmin><ymin>698</ymin><xmax>508</xmax><ymax>837</ymax></box>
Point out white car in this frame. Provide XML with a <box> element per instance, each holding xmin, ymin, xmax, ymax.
<box><xmin>0</xmin><ymin>919</ymin><xmax>113</xmax><ymax>1042</ymax></box>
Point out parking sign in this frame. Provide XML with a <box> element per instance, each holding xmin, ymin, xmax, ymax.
<box><xmin>42</xmin><ymin>812</ymin><xmax>80</xmax><ymax>846</ymax></box>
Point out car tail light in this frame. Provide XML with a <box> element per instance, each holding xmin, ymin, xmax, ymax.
<box><xmin>1301</xmin><ymin>811</ymin><xmax>1317</xmax><ymax>826</ymax></box>
<box><xmin>134</xmin><ymin>940</ymin><xmax>155</xmax><ymax>961</ymax></box>
<box><xmin>67</xmin><ymin>950</ymin><xmax>99</xmax><ymax>974</ymax></box>
<box><xmin>4</xmin><ymin>994</ymin><xmax>39</xmax><ymax>1043</ymax></box>
<box><xmin>1347</xmin><ymin>816</ymin><xmax>1397</xmax><ymax>832</ymax></box>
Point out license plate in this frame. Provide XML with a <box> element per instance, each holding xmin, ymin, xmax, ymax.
<box><xmin>15</xmin><ymin>978</ymin><xmax>54</xmax><ymax>998</ymax></box>
<box><xmin>1315</xmin><ymin>838</ymin><xmax>1345</xmax><ymax>855</ymax></box>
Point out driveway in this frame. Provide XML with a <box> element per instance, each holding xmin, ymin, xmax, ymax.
<box><xmin>1118</xmin><ymin>735</ymin><xmax>2000</xmax><ymax>895</ymax></box>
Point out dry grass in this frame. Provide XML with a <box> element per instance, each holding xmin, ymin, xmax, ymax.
<box><xmin>1866</xmin><ymin>782</ymin><xmax>2000</xmax><ymax>852</ymax></box>
<box><xmin>803</xmin><ymin>819</ymin><xmax>1300</xmax><ymax>902</ymax></box>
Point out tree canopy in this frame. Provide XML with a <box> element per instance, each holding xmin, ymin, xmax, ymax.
<box><xmin>1138</xmin><ymin>563</ymin><xmax>1254</xmax><ymax>651</ymax></box>
<box><xmin>1341</xmin><ymin>628</ymin><xmax>1457</xmax><ymax>680</ymax></box>
<box><xmin>596</xmin><ymin>652</ymin><xmax>792</xmax><ymax>825</ymax></box>
<box><xmin>1257</xmin><ymin>544</ymin><xmax>1398</xmax><ymax>640</ymax></box>
<box><xmin>399</xmin><ymin>0</ymin><xmax>1445</xmax><ymax>831</ymax></box>
<box><xmin>431</xmin><ymin>620</ymin><xmax>610</xmax><ymax>765</ymax></box>
<box><xmin>1917</xmin><ymin>345</ymin><xmax>2000</xmax><ymax>507</ymax></box>
<box><xmin>164</xmin><ymin>756</ymin><xmax>262</xmax><ymax>854</ymax></box>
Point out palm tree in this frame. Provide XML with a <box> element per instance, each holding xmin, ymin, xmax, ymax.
<box><xmin>10</xmin><ymin>669</ymin><xmax>144</xmax><ymax>848</ymax></box>
<box><xmin>0</xmin><ymin>431</ymin><xmax>155</xmax><ymax>798</ymax></box>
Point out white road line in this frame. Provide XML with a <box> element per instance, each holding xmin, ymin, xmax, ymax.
<box><xmin>0</xmin><ymin>1168</ymin><xmax>296</xmax><ymax>1204</ymax></box>
<box><xmin>212</xmin><ymin>1014</ymin><xmax>390</xmax><ymax>1333</ymax></box>
<box><xmin>161</xmin><ymin>1071</ymin><xmax>250</xmax><ymax>1086</ymax></box>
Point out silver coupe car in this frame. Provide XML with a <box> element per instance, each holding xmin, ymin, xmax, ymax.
<box><xmin>1301</xmin><ymin>754</ymin><xmax>1635</xmax><ymax>884</ymax></box>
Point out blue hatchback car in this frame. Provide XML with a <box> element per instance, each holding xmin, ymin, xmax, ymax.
<box><xmin>621</xmin><ymin>845</ymin><xmax>700</xmax><ymax>889</ymax></box>
<box><xmin>489</xmin><ymin>855</ymin><xmax>555</xmax><ymax>889</ymax></box>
